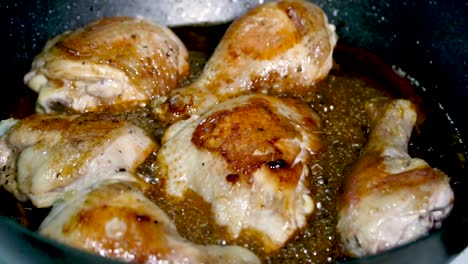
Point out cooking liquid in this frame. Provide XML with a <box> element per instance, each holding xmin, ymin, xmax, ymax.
<box><xmin>2</xmin><ymin>24</ymin><xmax>465</xmax><ymax>263</ymax></box>
<box><xmin>142</xmin><ymin>40</ymin><xmax>389</xmax><ymax>263</ymax></box>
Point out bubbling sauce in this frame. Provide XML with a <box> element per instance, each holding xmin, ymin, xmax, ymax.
<box><xmin>142</xmin><ymin>47</ymin><xmax>387</xmax><ymax>263</ymax></box>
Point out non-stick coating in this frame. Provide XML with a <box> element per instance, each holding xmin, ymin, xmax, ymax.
<box><xmin>1</xmin><ymin>0</ymin><xmax>467</xmax><ymax>263</ymax></box>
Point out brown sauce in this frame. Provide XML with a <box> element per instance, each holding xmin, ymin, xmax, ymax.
<box><xmin>141</xmin><ymin>44</ymin><xmax>389</xmax><ymax>263</ymax></box>
<box><xmin>138</xmin><ymin>26</ymin><xmax>413</xmax><ymax>263</ymax></box>
<box><xmin>1</xmin><ymin>24</ymin><xmax>465</xmax><ymax>264</ymax></box>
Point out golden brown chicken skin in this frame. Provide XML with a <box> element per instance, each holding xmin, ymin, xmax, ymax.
<box><xmin>158</xmin><ymin>94</ymin><xmax>323</xmax><ymax>251</ymax></box>
<box><xmin>39</xmin><ymin>182</ymin><xmax>260</xmax><ymax>264</ymax></box>
<box><xmin>192</xmin><ymin>96</ymin><xmax>321</xmax><ymax>183</ymax></box>
<box><xmin>0</xmin><ymin>113</ymin><xmax>156</xmax><ymax>207</ymax></box>
<box><xmin>24</xmin><ymin>17</ymin><xmax>189</xmax><ymax>113</ymax></box>
<box><xmin>336</xmin><ymin>99</ymin><xmax>454</xmax><ymax>257</ymax></box>
<box><xmin>152</xmin><ymin>0</ymin><xmax>337</xmax><ymax>123</ymax></box>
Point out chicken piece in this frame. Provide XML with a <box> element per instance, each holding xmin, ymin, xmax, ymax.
<box><xmin>336</xmin><ymin>98</ymin><xmax>454</xmax><ymax>257</ymax></box>
<box><xmin>157</xmin><ymin>94</ymin><xmax>322</xmax><ymax>251</ymax></box>
<box><xmin>39</xmin><ymin>181</ymin><xmax>260</xmax><ymax>264</ymax></box>
<box><xmin>152</xmin><ymin>0</ymin><xmax>337</xmax><ymax>123</ymax></box>
<box><xmin>24</xmin><ymin>17</ymin><xmax>189</xmax><ymax>113</ymax></box>
<box><xmin>0</xmin><ymin>113</ymin><xmax>156</xmax><ymax>207</ymax></box>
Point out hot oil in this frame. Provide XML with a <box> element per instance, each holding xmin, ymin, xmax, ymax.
<box><xmin>143</xmin><ymin>25</ymin><xmax>465</xmax><ymax>263</ymax></box>
<box><xmin>1</xmin><ymin>23</ymin><xmax>465</xmax><ymax>264</ymax></box>
<box><xmin>143</xmin><ymin>41</ymin><xmax>389</xmax><ymax>263</ymax></box>
<box><xmin>145</xmin><ymin>25</ymin><xmax>410</xmax><ymax>263</ymax></box>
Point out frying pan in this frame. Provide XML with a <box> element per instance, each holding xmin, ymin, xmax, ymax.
<box><xmin>1</xmin><ymin>0</ymin><xmax>467</xmax><ymax>263</ymax></box>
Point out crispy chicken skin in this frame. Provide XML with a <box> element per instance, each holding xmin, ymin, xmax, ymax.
<box><xmin>152</xmin><ymin>0</ymin><xmax>337</xmax><ymax>123</ymax></box>
<box><xmin>39</xmin><ymin>182</ymin><xmax>260</xmax><ymax>264</ymax></box>
<box><xmin>0</xmin><ymin>113</ymin><xmax>156</xmax><ymax>207</ymax></box>
<box><xmin>336</xmin><ymin>98</ymin><xmax>454</xmax><ymax>257</ymax></box>
<box><xmin>157</xmin><ymin>94</ymin><xmax>322</xmax><ymax>251</ymax></box>
<box><xmin>24</xmin><ymin>17</ymin><xmax>189</xmax><ymax>113</ymax></box>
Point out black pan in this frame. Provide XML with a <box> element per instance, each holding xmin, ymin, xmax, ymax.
<box><xmin>1</xmin><ymin>0</ymin><xmax>467</xmax><ymax>263</ymax></box>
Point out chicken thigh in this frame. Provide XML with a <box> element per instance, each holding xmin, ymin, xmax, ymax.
<box><xmin>152</xmin><ymin>0</ymin><xmax>337</xmax><ymax>123</ymax></box>
<box><xmin>157</xmin><ymin>94</ymin><xmax>323</xmax><ymax>251</ymax></box>
<box><xmin>39</xmin><ymin>181</ymin><xmax>260</xmax><ymax>264</ymax></box>
<box><xmin>0</xmin><ymin>113</ymin><xmax>156</xmax><ymax>207</ymax></box>
<box><xmin>24</xmin><ymin>17</ymin><xmax>189</xmax><ymax>113</ymax></box>
<box><xmin>336</xmin><ymin>98</ymin><xmax>454</xmax><ymax>257</ymax></box>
